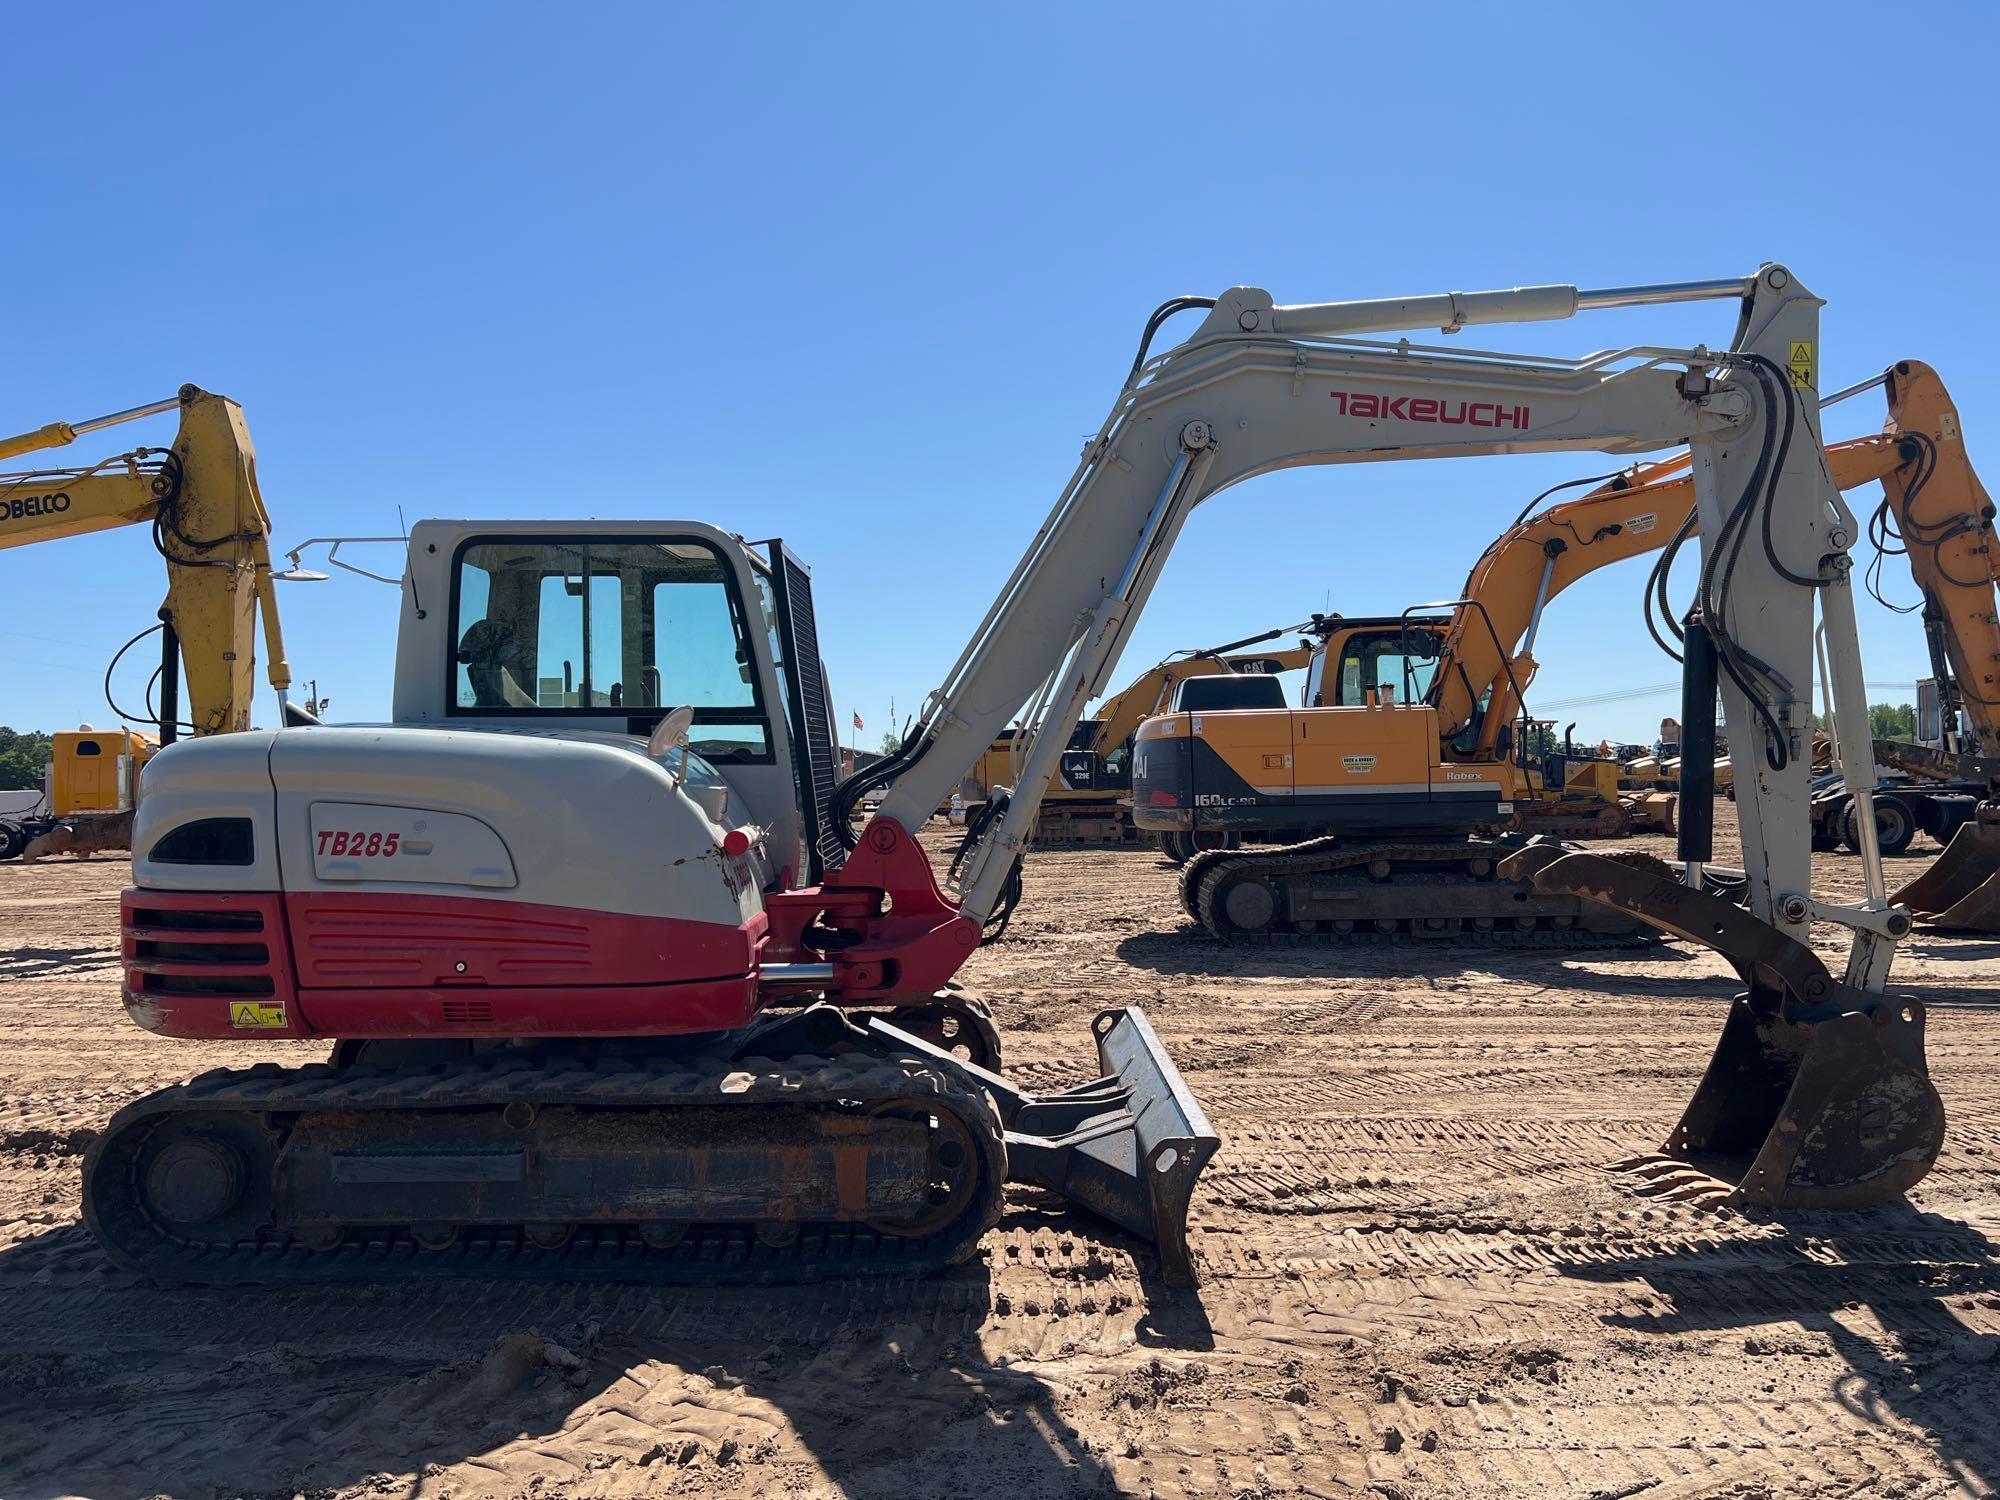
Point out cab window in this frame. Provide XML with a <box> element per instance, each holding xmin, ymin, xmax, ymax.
<box><xmin>1331</xmin><ymin>632</ymin><xmax>1441</xmax><ymax>706</ymax></box>
<box><xmin>449</xmin><ymin>536</ymin><xmax>772</xmax><ymax>760</ymax></box>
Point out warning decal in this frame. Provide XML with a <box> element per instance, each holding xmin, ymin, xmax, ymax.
<box><xmin>229</xmin><ymin>1001</ymin><xmax>288</xmax><ymax>1030</ymax></box>
<box><xmin>1787</xmin><ymin>340</ymin><xmax>1814</xmax><ymax>389</ymax></box>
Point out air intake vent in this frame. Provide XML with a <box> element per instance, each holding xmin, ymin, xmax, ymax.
<box><xmin>442</xmin><ymin>998</ymin><xmax>495</xmax><ymax>1024</ymax></box>
<box><xmin>122</xmin><ymin>893</ymin><xmax>288</xmax><ymax>1008</ymax></box>
<box><xmin>149</xmin><ymin>818</ymin><xmax>255</xmax><ymax>866</ymax></box>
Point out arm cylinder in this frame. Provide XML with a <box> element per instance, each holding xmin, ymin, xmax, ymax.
<box><xmin>1678</xmin><ymin>618</ymin><xmax>1719</xmax><ymax>864</ymax></box>
<box><xmin>157</xmin><ymin>617</ymin><xmax>182</xmax><ymax>748</ymax></box>
<box><xmin>1270</xmin><ymin>285</ymin><xmax>1578</xmax><ymax>338</ymax></box>
<box><xmin>0</xmin><ymin>422</ymin><xmax>77</xmax><ymax>463</ymax></box>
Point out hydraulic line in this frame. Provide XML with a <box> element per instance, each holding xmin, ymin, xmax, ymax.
<box><xmin>1127</xmin><ymin>297</ymin><xmax>1219</xmax><ymax>385</ymax></box>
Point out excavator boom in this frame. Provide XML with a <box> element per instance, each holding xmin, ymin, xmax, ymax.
<box><xmin>0</xmin><ymin>385</ymin><xmax>292</xmax><ymax>737</ymax></box>
<box><xmin>0</xmin><ymin>386</ymin><xmax>293</xmax><ymax>861</ymax></box>
<box><xmin>1446</xmin><ymin>430</ymin><xmax>1910</xmax><ymax>755</ymax></box>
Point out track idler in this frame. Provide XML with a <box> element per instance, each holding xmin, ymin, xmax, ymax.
<box><xmin>1892</xmin><ymin>821</ymin><xmax>2000</xmax><ymax>932</ymax></box>
<box><xmin>1499</xmin><ymin>844</ymin><xmax>1945</xmax><ymax>1208</ymax></box>
<box><xmin>873</xmin><ymin>1006</ymin><xmax>1219</xmax><ymax>1285</ymax></box>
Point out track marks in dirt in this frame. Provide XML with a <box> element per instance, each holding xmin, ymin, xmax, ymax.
<box><xmin>0</xmin><ymin>944</ymin><xmax>120</xmax><ymax>981</ymax></box>
<box><xmin>8</xmin><ymin>826</ymin><xmax>2000</xmax><ymax>1497</ymax></box>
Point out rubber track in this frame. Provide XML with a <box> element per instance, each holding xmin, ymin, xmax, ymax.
<box><xmin>1182</xmin><ymin>836</ymin><xmax>1656</xmax><ymax>948</ymax></box>
<box><xmin>82</xmin><ymin>1048</ymin><xmax>1005</xmax><ymax>1287</ymax></box>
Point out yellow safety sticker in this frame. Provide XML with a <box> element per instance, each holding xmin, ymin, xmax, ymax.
<box><xmin>1787</xmin><ymin>339</ymin><xmax>1814</xmax><ymax>389</ymax></box>
<box><xmin>229</xmin><ymin>1001</ymin><xmax>288</xmax><ymax>1030</ymax></box>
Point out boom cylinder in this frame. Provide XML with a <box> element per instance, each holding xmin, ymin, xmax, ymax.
<box><xmin>1678</xmin><ymin>618</ymin><xmax>1719</xmax><ymax>865</ymax></box>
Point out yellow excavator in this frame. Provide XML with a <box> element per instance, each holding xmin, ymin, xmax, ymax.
<box><xmin>1135</xmin><ymin>361</ymin><xmax>1984</xmax><ymax>942</ymax></box>
<box><xmin>951</xmin><ymin>626</ymin><xmax>1316</xmax><ymax>848</ymax></box>
<box><xmin>0</xmin><ymin>386</ymin><xmax>292</xmax><ymax>859</ymax></box>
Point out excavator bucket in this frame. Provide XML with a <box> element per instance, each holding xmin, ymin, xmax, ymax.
<box><xmin>1891</xmin><ymin>822</ymin><xmax>2000</xmax><ymax>932</ymax></box>
<box><xmin>1498</xmin><ymin>844</ymin><xmax>1944</xmax><ymax>1207</ymax></box>
<box><xmin>871</xmin><ymin>1006</ymin><xmax>1220</xmax><ymax>1285</ymax></box>
<box><xmin>1656</xmin><ymin>990</ymin><xmax>1941</xmax><ymax>1206</ymax></box>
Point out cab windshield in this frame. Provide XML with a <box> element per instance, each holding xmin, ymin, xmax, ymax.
<box><xmin>449</xmin><ymin>535</ymin><xmax>773</xmax><ymax>760</ymax></box>
<box><xmin>1331</xmin><ymin>630</ymin><xmax>1442</xmax><ymax>707</ymax></box>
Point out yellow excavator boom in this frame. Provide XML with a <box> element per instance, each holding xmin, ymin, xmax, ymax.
<box><xmin>0</xmin><ymin>385</ymin><xmax>291</xmax><ymax>738</ymax></box>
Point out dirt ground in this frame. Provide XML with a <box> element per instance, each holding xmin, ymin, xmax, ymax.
<box><xmin>4</xmin><ymin>809</ymin><xmax>2000</xmax><ymax>1499</ymax></box>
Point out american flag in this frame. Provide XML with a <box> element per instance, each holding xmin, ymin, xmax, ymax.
<box><xmin>852</xmin><ymin>711</ymin><xmax>864</xmax><ymax>730</ymax></box>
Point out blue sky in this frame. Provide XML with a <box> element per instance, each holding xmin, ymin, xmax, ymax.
<box><xmin>4</xmin><ymin>2</ymin><xmax>1993</xmax><ymax>747</ymax></box>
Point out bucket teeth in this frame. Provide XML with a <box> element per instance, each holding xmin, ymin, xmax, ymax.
<box><xmin>1621</xmin><ymin>1157</ymin><xmax>1696</xmax><ymax>1181</ymax></box>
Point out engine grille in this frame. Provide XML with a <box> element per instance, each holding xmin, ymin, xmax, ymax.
<box><xmin>123</xmin><ymin>893</ymin><xmax>287</xmax><ymax>1001</ymax></box>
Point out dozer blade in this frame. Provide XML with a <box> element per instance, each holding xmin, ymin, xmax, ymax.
<box><xmin>1498</xmin><ymin>843</ymin><xmax>1945</xmax><ymax>1207</ymax></box>
<box><xmin>1892</xmin><ymin>822</ymin><xmax>2000</xmax><ymax>932</ymax></box>
<box><xmin>870</xmin><ymin>1005</ymin><xmax>1219</xmax><ymax>1285</ymax></box>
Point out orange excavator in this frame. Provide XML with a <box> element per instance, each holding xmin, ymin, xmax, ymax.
<box><xmin>1856</xmin><ymin>363</ymin><xmax>2000</xmax><ymax>928</ymax></box>
<box><xmin>1136</xmin><ymin>361</ymin><xmax>1993</xmax><ymax>942</ymax></box>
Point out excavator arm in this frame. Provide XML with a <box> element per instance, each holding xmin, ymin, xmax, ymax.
<box><xmin>868</xmin><ymin>271</ymin><xmax>1859</xmax><ymax>946</ymax></box>
<box><xmin>1855</xmin><ymin>360</ymin><xmax>2000</xmax><ymax>928</ymax></box>
<box><xmin>827</xmin><ymin>266</ymin><xmax>1942</xmax><ymax>1210</ymax></box>
<box><xmin>1872</xmin><ymin>359</ymin><xmax>2000</xmax><ymax>759</ymax></box>
<box><xmin>1432</xmin><ymin>364</ymin><xmax>1989</xmax><ymax>759</ymax></box>
<box><xmin>0</xmin><ymin>386</ymin><xmax>292</xmax><ymax>737</ymax></box>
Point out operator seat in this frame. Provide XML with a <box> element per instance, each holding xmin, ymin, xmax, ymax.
<box><xmin>457</xmin><ymin>618</ymin><xmax>534</xmax><ymax>708</ymax></box>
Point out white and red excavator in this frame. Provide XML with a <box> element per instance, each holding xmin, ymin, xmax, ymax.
<box><xmin>87</xmin><ymin>264</ymin><xmax>1942</xmax><ymax>1287</ymax></box>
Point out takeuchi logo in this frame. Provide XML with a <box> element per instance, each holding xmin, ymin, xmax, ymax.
<box><xmin>1329</xmin><ymin>390</ymin><xmax>1531</xmax><ymax>430</ymax></box>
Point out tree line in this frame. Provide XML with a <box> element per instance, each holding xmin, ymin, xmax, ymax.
<box><xmin>0</xmin><ymin>728</ymin><xmax>54</xmax><ymax>792</ymax></box>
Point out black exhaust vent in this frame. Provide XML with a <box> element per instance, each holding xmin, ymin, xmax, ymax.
<box><xmin>768</xmin><ymin>541</ymin><xmax>846</xmax><ymax>882</ymax></box>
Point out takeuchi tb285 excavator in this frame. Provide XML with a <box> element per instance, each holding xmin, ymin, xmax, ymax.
<box><xmin>86</xmin><ymin>266</ymin><xmax>1943</xmax><ymax>1289</ymax></box>
<box><xmin>1132</xmin><ymin>363</ymin><xmax>1978</xmax><ymax>944</ymax></box>
<box><xmin>0</xmin><ymin>386</ymin><xmax>294</xmax><ymax>858</ymax></box>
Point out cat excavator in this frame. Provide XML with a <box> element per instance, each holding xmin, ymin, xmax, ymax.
<box><xmin>84</xmin><ymin>265</ymin><xmax>1941</xmax><ymax>1290</ymax></box>
<box><xmin>0</xmin><ymin>386</ymin><xmax>294</xmax><ymax>859</ymax></box>
<box><xmin>952</xmin><ymin>625</ymin><xmax>1316</xmax><ymax>847</ymax></box>
<box><xmin>1136</xmin><ymin>362</ymin><xmax>1979</xmax><ymax>942</ymax></box>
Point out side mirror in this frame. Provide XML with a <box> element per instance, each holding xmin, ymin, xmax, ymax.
<box><xmin>647</xmin><ymin>706</ymin><xmax>695</xmax><ymax>760</ymax></box>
